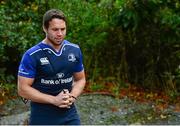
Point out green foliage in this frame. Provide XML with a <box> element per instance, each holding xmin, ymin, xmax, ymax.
<box><xmin>0</xmin><ymin>0</ymin><xmax>179</xmax><ymax>96</ymax></box>
<box><xmin>49</xmin><ymin>0</ymin><xmax>110</xmax><ymax>47</ymax></box>
<box><xmin>113</xmin><ymin>0</ymin><xmax>180</xmax><ymax>94</ymax></box>
<box><xmin>89</xmin><ymin>82</ymin><xmax>105</xmax><ymax>92</ymax></box>
<box><xmin>49</xmin><ymin>0</ymin><xmax>113</xmax><ymax>83</ymax></box>
<box><xmin>0</xmin><ymin>0</ymin><xmax>47</xmax><ymax>82</ymax></box>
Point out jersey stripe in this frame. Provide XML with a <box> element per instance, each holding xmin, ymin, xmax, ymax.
<box><xmin>30</xmin><ymin>48</ymin><xmax>42</xmax><ymax>56</ymax></box>
<box><xmin>43</xmin><ymin>44</ymin><xmax>79</xmax><ymax>56</ymax></box>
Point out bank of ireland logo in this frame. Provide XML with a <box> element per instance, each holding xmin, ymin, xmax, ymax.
<box><xmin>56</xmin><ymin>73</ymin><xmax>64</xmax><ymax>78</ymax></box>
<box><xmin>68</xmin><ymin>53</ymin><xmax>76</xmax><ymax>62</ymax></box>
<box><xmin>40</xmin><ymin>57</ymin><xmax>49</xmax><ymax>65</ymax></box>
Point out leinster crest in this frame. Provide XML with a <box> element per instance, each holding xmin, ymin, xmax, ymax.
<box><xmin>68</xmin><ymin>53</ymin><xmax>76</xmax><ymax>62</ymax></box>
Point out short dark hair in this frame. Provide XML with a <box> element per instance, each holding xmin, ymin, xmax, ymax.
<box><xmin>43</xmin><ymin>9</ymin><xmax>66</xmax><ymax>29</ymax></box>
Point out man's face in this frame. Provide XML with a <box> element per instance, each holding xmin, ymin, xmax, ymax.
<box><xmin>44</xmin><ymin>18</ymin><xmax>66</xmax><ymax>46</ymax></box>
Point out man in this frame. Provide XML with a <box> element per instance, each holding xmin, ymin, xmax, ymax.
<box><xmin>17</xmin><ymin>9</ymin><xmax>86</xmax><ymax>125</ymax></box>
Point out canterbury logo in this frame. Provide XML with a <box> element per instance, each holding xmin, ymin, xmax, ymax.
<box><xmin>40</xmin><ymin>57</ymin><xmax>50</xmax><ymax>65</ymax></box>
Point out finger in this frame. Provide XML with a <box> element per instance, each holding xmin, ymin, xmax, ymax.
<box><xmin>68</xmin><ymin>102</ymin><xmax>73</xmax><ymax>106</ymax></box>
<box><xmin>62</xmin><ymin>94</ymin><xmax>70</xmax><ymax>100</ymax></box>
<box><xmin>59</xmin><ymin>101</ymin><xmax>71</xmax><ymax>108</ymax></box>
<box><xmin>63</xmin><ymin>89</ymin><xmax>69</xmax><ymax>94</ymax></box>
<box><xmin>68</xmin><ymin>97</ymin><xmax>73</xmax><ymax>103</ymax></box>
<box><xmin>69</xmin><ymin>96</ymin><xmax>76</xmax><ymax>103</ymax></box>
<box><xmin>57</xmin><ymin>91</ymin><xmax>64</xmax><ymax>97</ymax></box>
<box><xmin>61</xmin><ymin>99</ymin><xmax>72</xmax><ymax>106</ymax></box>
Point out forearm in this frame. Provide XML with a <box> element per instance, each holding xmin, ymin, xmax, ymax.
<box><xmin>70</xmin><ymin>78</ymin><xmax>86</xmax><ymax>98</ymax></box>
<box><xmin>18</xmin><ymin>85</ymin><xmax>55</xmax><ymax>104</ymax></box>
<box><xmin>18</xmin><ymin>76</ymin><xmax>57</xmax><ymax>104</ymax></box>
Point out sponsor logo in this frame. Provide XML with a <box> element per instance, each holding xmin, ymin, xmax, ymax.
<box><xmin>56</xmin><ymin>73</ymin><xmax>64</xmax><ymax>78</ymax></box>
<box><xmin>40</xmin><ymin>57</ymin><xmax>50</xmax><ymax>65</ymax></box>
<box><xmin>68</xmin><ymin>53</ymin><xmax>76</xmax><ymax>62</ymax></box>
<box><xmin>41</xmin><ymin>77</ymin><xmax>73</xmax><ymax>85</ymax></box>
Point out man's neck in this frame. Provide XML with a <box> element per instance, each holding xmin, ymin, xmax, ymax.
<box><xmin>43</xmin><ymin>38</ymin><xmax>63</xmax><ymax>52</ymax></box>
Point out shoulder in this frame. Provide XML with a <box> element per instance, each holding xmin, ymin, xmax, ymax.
<box><xmin>25</xmin><ymin>43</ymin><xmax>42</xmax><ymax>56</ymax></box>
<box><xmin>63</xmin><ymin>40</ymin><xmax>80</xmax><ymax>49</ymax></box>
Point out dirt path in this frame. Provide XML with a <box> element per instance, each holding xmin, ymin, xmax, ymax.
<box><xmin>0</xmin><ymin>94</ymin><xmax>180</xmax><ymax>125</ymax></box>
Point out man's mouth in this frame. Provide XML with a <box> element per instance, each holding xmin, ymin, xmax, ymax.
<box><xmin>55</xmin><ymin>38</ymin><xmax>62</xmax><ymax>42</ymax></box>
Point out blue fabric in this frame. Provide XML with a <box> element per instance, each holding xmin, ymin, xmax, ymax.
<box><xmin>29</xmin><ymin>102</ymin><xmax>80</xmax><ymax>125</ymax></box>
<box><xmin>18</xmin><ymin>40</ymin><xmax>84</xmax><ymax>125</ymax></box>
<box><xmin>18</xmin><ymin>40</ymin><xmax>84</xmax><ymax>78</ymax></box>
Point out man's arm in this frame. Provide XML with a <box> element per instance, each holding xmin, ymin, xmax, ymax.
<box><xmin>70</xmin><ymin>70</ymin><xmax>86</xmax><ymax>99</ymax></box>
<box><xmin>18</xmin><ymin>76</ymin><xmax>70</xmax><ymax>107</ymax></box>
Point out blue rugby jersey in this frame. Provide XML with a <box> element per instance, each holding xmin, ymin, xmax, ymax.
<box><xmin>18</xmin><ymin>40</ymin><xmax>84</xmax><ymax>125</ymax></box>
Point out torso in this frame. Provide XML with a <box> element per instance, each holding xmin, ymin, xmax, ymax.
<box><xmin>18</xmin><ymin>40</ymin><xmax>83</xmax><ymax>124</ymax></box>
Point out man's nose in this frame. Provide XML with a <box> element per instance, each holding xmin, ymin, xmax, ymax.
<box><xmin>57</xmin><ymin>30</ymin><xmax>63</xmax><ymax>35</ymax></box>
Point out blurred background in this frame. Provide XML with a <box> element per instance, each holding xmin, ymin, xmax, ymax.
<box><xmin>0</xmin><ymin>0</ymin><xmax>180</xmax><ymax>114</ymax></box>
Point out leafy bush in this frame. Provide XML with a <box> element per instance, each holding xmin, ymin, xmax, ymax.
<box><xmin>0</xmin><ymin>0</ymin><xmax>179</xmax><ymax>95</ymax></box>
<box><xmin>0</xmin><ymin>0</ymin><xmax>46</xmax><ymax>82</ymax></box>
<box><xmin>112</xmin><ymin>0</ymin><xmax>180</xmax><ymax>92</ymax></box>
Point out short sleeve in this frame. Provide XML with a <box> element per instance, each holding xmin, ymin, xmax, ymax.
<box><xmin>73</xmin><ymin>49</ymin><xmax>84</xmax><ymax>72</ymax></box>
<box><xmin>18</xmin><ymin>52</ymin><xmax>36</xmax><ymax>78</ymax></box>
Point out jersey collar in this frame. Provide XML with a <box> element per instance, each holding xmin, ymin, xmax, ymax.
<box><xmin>40</xmin><ymin>40</ymin><xmax>65</xmax><ymax>55</ymax></box>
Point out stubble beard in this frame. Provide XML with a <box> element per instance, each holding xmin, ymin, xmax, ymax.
<box><xmin>47</xmin><ymin>35</ymin><xmax>64</xmax><ymax>47</ymax></box>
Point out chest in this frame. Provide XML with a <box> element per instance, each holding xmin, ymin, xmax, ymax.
<box><xmin>35</xmin><ymin>50</ymin><xmax>78</xmax><ymax>77</ymax></box>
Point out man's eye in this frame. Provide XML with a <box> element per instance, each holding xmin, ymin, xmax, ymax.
<box><xmin>53</xmin><ymin>29</ymin><xmax>58</xmax><ymax>31</ymax></box>
<box><xmin>61</xmin><ymin>28</ymin><xmax>65</xmax><ymax>31</ymax></box>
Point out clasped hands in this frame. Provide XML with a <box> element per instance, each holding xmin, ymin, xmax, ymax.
<box><xmin>54</xmin><ymin>89</ymin><xmax>76</xmax><ymax>108</ymax></box>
